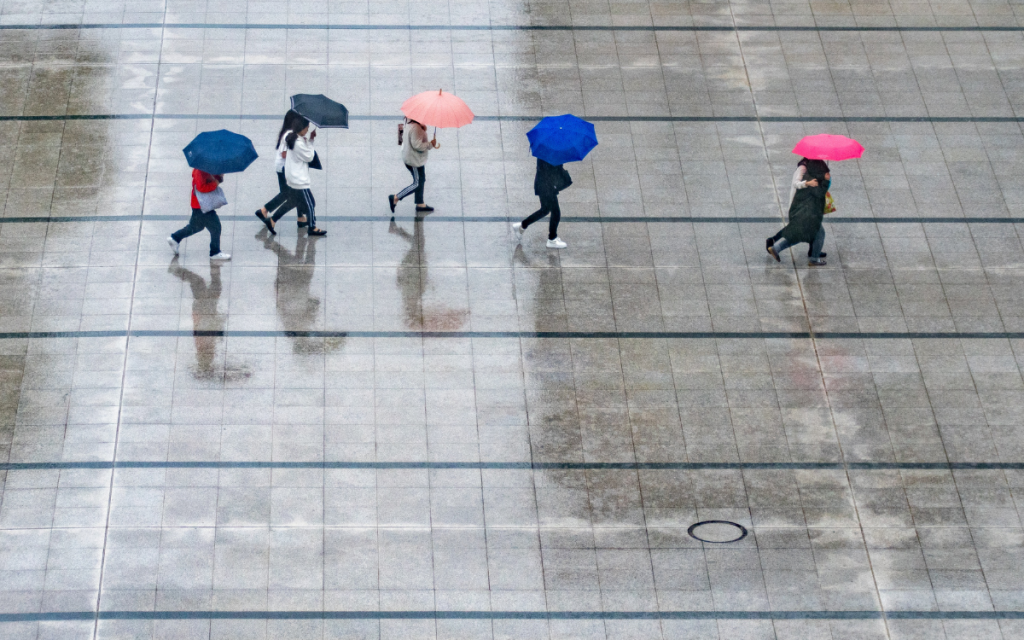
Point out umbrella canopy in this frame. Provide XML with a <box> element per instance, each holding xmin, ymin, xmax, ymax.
<box><xmin>401</xmin><ymin>90</ymin><xmax>474</xmax><ymax>128</ymax></box>
<box><xmin>182</xmin><ymin>129</ymin><xmax>258</xmax><ymax>174</ymax></box>
<box><xmin>526</xmin><ymin>114</ymin><xmax>598</xmax><ymax>165</ymax></box>
<box><xmin>290</xmin><ymin>94</ymin><xmax>349</xmax><ymax>128</ymax></box>
<box><xmin>792</xmin><ymin>134</ymin><xmax>863</xmax><ymax>162</ymax></box>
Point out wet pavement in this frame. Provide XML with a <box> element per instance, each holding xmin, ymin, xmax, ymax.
<box><xmin>4</xmin><ymin>1</ymin><xmax>1024</xmax><ymax>639</ymax></box>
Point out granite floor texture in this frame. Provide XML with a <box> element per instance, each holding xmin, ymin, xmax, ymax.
<box><xmin>5</xmin><ymin>0</ymin><xmax>1024</xmax><ymax>638</ymax></box>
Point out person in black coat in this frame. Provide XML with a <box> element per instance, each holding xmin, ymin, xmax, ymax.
<box><xmin>512</xmin><ymin>158</ymin><xmax>572</xmax><ymax>249</ymax></box>
<box><xmin>767</xmin><ymin>159</ymin><xmax>830</xmax><ymax>266</ymax></box>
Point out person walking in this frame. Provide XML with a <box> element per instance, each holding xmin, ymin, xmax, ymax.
<box><xmin>388</xmin><ymin>118</ymin><xmax>438</xmax><ymax>214</ymax></box>
<box><xmin>767</xmin><ymin>158</ymin><xmax>829</xmax><ymax>260</ymax></box>
<box><xmin>255</xmin><ymin>109</ymin><xmax>305</xmax><ymax>234</ymax></box>
<box><xmin>767</xmin><ymin>159</ymin><xmax>830</xmax><ymax>266</ymax></box>
<box><xmin>511</xmin><ymin>158</ymin><xmax>571</xmax><ymax>249</ymax></box>
<box><xmin>284</xmin><ymin>116</ymin><xmax>327</xmax><ymax>236</ymax></box>
<box><xmin>167</xmin><ymin>168</ymin><xmax>231</xmax><ymax>260</ymax></box>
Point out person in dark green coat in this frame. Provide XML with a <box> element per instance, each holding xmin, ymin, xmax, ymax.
<box><xmin>767</xmin><ymin>159</ymin><xmax>830</xmax><ymax>266</ymax></box>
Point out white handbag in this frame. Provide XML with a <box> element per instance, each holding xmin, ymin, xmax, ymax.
<box><xmin>194</xmin><ymin>186</ymin><xmax>228</xmax><ymax>213</ymax></box>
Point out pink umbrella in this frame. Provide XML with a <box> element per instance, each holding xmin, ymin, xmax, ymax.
<box><xmin>792</xmin><ymin>134</ymin><xmax>864</xmax><ymax>161</ymax></box>
<box><xmin>401</xmin><ymin>89</ymin><xmax>474</xmax><ymax>129</ymax></box>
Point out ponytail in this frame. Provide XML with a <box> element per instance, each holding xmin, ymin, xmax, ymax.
<box><xmin>285</xmin><ymin>115</ymin><xmax>310</xmax><ymax>150</ymax></box>
<box><xmin>276</xmin><ymin>109</ymin><xmax>300</xmax><ymax>146</ymax></box>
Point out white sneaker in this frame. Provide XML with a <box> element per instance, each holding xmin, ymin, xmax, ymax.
<box><xmin>546</xmin><ymin>237</ymin><xmax>567</xmax><ymax>249</ymax></box>
<box><xmin>511</xmin><ymin>222</ymin><xmax>524</xmax><ymax>242</ymax></box>
<box><xmin>167</xmin><ymin>237</ymin><xmax>179</xmax><ymax>255</ymax></box>
<box><xmin>210</xmin><ymin>252</ymin><xmax>231</xmax><ymax>261</ymax></box>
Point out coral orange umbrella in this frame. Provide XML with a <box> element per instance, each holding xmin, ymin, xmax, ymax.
<box><xmin>401</xmin><ymin>89</ymin><xmax>474</xmax><ymax>129</ymax></box>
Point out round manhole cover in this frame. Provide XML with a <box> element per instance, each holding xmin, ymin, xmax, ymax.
<box><xmin>688</xmin><ymin>520</ymin><xmax>748</xmax><ymax>544</ymax></box>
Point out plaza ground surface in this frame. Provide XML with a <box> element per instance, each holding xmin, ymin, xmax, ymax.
<box><xmin>4</xmin><ymin>0</ymin><xmax>1024</xmax><ymax>638</ymax></box>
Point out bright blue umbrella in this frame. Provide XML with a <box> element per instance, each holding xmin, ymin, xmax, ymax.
<box><xmin>526</xmin><ymin>114</ymin><xmax>598</xmax><ymax>165</ymax></box>
<box><xmin>182</xmin><ymin>129</ymin><xmax>258</xmax><ymax>174</ymax></box>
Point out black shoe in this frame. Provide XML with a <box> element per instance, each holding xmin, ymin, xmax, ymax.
<box><xmin>255</xmin><ymin>210</ymin><xmax>276</xmax><ymax>235</ymax></box>
<box><xmin>416</xmin><ymin>205</ymin><xmax>434</xmax><ymax>212</ymax></box>
<box><xmin>767</xmin><ymin>246</ymin><xmax>780</xmax><ymax>262</ymax></box>
<box><xmin>388</xmin><ymin>194</ymin><xmax>397</xmax><ymax>213</ymax></box>
<box><xmin>808</xmin><ymin>250</ymin><xmax>827</xmax><ymax>258</ymax></box>
<box><xmin>308</xmin><ymin>227</ymin><xmax>327</xmax><ymax>236</ymax></box>
<box><xmin>297</xmin><ymin>217</ymin><xmax>308</xmax><ymax>228</ymax></box>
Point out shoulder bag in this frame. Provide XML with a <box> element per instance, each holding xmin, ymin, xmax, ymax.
<box><xmin>194</xmin><ymin>185</ymin><xmax>228</xmax><ymax>213</ymax></box>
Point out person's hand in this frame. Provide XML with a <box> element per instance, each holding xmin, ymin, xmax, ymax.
<box><xmin>281</xmin><ymin>150</ymin><xmax>287</xmax><ymax>159</ymax></box>
<box><xmin>806</xmin><ymin>179</ymin><xmax>819</xmax><ymax>187</ymax></box>
<box><xmin>214</xmin><ymin>174</ymin><xmax>224</xmax><ymax>183</ymax></box>
<box><xmin>310</xmin><ymin>130</ymin><xmax>317</xmax><ymax>141</ymax></box>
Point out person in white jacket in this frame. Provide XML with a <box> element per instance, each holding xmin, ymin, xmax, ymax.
<box><xmin>284</xmin><ymin>117</ymin><xmax>326</xmax><ymax>236</ymax></box>
<box><xmin>255</xmin><ymin>110</ymin><xmax>305</xmax><ymax>234</ymax></box>
<box><xmin>388</xmin><ymin>119</ymin><xmax>439</xmax><ymax>214</ymax></box>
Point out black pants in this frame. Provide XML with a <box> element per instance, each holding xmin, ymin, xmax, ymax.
<box><xmin>397</xmin><ymin>164</ymin><xmax>426</xmax><ymax>205</ymax></box>
<box><xmin>522</xmin><ymin>194</ymin><xmax>560</xmax><ymax>240</ymax></box>
<box><xmin>172</xmin><ymin>208</ymin><xmax>221</xmax><ymax>256</ymax></box>
<box><xmin>292</xmin><ymin>188</ymin><xmax>317</xmax><ymax>230</ymax></box>
<box><xmin>266</xmin><ymin>171</ymin><xmax>298</xmax><ymax>222</ymax></box>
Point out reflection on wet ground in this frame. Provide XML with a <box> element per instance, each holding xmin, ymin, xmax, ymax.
<box><xmin>5</xmin><ymin>1</ymin><xmax>1024</xmax><ymax>637</ymax></box>
<box><xmin>258</xmin><ymin>228</ymin><xmax>330</xmax><ymax>353</ymax></box>
<box><xmin>389</xmin><ymin>213</ymin><xmax>468</xmax><ymax>331</ymax></box>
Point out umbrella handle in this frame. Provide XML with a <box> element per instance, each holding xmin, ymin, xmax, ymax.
<box><xmin>432</xmin><ymin>126</ymin><xmax>440</xmax><ymax>149</ymax></box>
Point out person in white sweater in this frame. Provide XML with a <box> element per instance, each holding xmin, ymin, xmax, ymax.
<box><xmin>255</xmin><ymin>110</ymin><xmax>305</xmax><ymax>234</ymax></box>
<box><xmin>388</xmin><ymin>119</ymin><xmax>439</xmax><ymax>214</ymax></box>
<box><xmin>284</xmin><ymin>117</ymin><xmax>326</xmax><ymax>236</ymax></box>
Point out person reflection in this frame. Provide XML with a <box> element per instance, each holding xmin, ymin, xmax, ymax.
<box><xmin>259</xmin><ymin>229</ymin><xmax>323</xmax><ymax>353</ymax></box>
<box><xmin>389</xmin><ymin>214</ymin><xmax>467</xmax><ymax>330</ymax></box>
<box><xmin>168</xmin><ymin>260</ymin><xmax>226</xmax><ymax>379</ymax></box>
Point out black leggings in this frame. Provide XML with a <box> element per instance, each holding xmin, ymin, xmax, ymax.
<box><xmin>397</xmin><ymin>165</ymin><xmax>426</xmax><ymax>205</ymax></box>
<box><xmin>266</xmin><ymin>171</ymin><xmax>300</xmax><ymax>222</ymax></box>
<box><xmin>292</xmin><ymin>188</ymin><xmax>316</xmax><ymax>230</ymax></box>
<box><xmin>521</xmin><ymin>194</ymin><xmax>561</xmax><ymax>240</ymax></box>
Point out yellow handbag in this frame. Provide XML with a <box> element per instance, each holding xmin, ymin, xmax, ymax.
<box><xmin>824</xmin><ymin>191</ymin><xmax>836</xmax><ymax>214</ymax></box>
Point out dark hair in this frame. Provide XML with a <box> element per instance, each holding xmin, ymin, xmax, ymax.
<box><xmin>798</xmin><ymin>157</ymin><xmax>830</xmax><ymax>178</ymax></box>
<box><xmin>276</xmin><ymin>109</ymin><xmax>301</xmax><ymax>146</ymax></box>
<box><xmin>803</xmin><ymin>159</ymin><xmax>829</xmax><ymax>180</ymax></box>
<box><xmin>285</xmin><ymin>116</ymin><xmax>310</xmax><ymax>150</ymax></box>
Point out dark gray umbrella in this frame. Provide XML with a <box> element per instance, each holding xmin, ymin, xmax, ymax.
<box><xmin>290</xmin><ymin>94</ymin><xmax>349</xmax><ymax>128</ymax></box>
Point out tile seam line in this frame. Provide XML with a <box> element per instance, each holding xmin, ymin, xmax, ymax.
<box><xmin>2</xmin><ymin>331</ymin><xmax>1024</xmax><ymax>339</ymax></box>
<box><xmin>85</xmin><ymin>8</ymin><xmax>166</xmax><ymax>638</ymax></box>
<box><xmin>3</xmin><ymin>115</ymin><xmax>1024</xmax><ymax>123</ymax></box>
<box><xmin>0</xmin><ymin>610</ymin><xmax>1021</xmax><ymax>620</ymax></box>
<box><xmin>3</xmin><ymin>23</ymin><xmax>1024</xmax><ymax>31</ymax></box>
<box><xmin>3</xmin><ymin>462</ymin><xmax>1024</xmax><ymax>470</ymax></box>
<box><xmin>5</xmin><ymin>216</ymin><xmax>1024</xmax><ymax>224</ymax></box>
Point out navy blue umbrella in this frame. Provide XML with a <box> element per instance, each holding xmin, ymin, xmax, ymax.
<box><xmin>291</xmin><ymin>94</ymin><xmax>349</xmax><ymax>128</ymax></box>
<box><xmin>182</xmin><ymin>129</ymin><xmax>259</xmax><ymax>174</ymax></box>
<box><xmin>526</xmin><ymin>114</ymin><xmax>598</xmax><ymax>165</ymax></box>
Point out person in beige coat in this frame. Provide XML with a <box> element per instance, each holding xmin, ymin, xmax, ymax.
<box><xmin>388</xmin><ymin>118</ymin><xmax>439</xmax><ymax>213</ymax></box>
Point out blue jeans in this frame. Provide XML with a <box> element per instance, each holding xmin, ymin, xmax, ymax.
<box><xmin>172</xmin><ymin>208</ymin><xmax>221</xmax><ymax>256</ymax></box>
<box><xmin>773</xmin><ymin>227</ymin><xmax>825</xmax><ymax>261</ymax></box>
